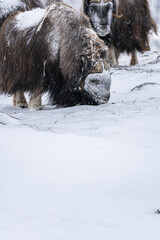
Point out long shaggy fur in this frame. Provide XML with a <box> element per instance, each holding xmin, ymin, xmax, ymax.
<box><xmin>0</xmin><ymin>0</ymin><xmax>61</xmax><ymax>107</ymax></box>
<box><xmin>112</xmin><ymin>0</ymin><xmax>157</xmax><ymax>53</ymax></box>
<box><xmin>0</xmin><ymin>1</ymin><xmax>109</xmax><ymax>107</ymax></box>
<box><xmin>83</xmin><ymin>0</ymin><xmax>157</xmax><ymax>55</ymax></box>
<box><xmin>0</xmin><ymin>0</ymin><xmax>55</xmax><ymax>28</ymax></box>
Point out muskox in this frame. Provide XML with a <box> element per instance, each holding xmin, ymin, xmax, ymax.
<box><xmin>0</xmin><ymin>1</ymin><xmax>111</xmax><ymax>109</ymax></box>
<box><xmin>82</xmin><ymin>0</ymin><xmax>158</xmax><ymax>66</ymax></box>
<box><xmin>0</xmin><ymin>0</ymin><xmax>59</xmax><ymax>107</ymax></box>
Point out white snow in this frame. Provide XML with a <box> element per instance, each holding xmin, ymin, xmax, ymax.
<box><xmin>47</xmin><ymin>26</ymin><xmax>60</xmax><ymax>59</ymax></box>
<box><xmin>1</xmin><ymin>51</ymin><xmax>160</xmax><ymax>240</ymax></box>
<box><xmin>0</xmin><ymin>112</ymin><xmax>20</xmax><ymax>126</ymax></box>
<box><xmin>0</xmin><ymin>0</ymin><xmax>160</xmax><ymax>239</ymax></box>
<box><xmin>15</xmin><ymin>8</ymin><xmax>46</xmax><ymax>30</ymax></box>
<box><xmin>0</xmin><ymin>0</ymin><xmax>25</xmax><ymax>18</ymax></box>
<box><xmin>64</xmin><ymin>0</ymin><xmax>81</xmax><ymax>10</ymax></box>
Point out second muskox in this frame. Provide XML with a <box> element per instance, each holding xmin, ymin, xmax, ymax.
<box><xmin>82</xmin><ymin>0</ymin><xmax>157</xmax><ymax>66</ymax></box>
<box><xmin>0</xmin><ymin>1</ymin><xmax>111</xmax><ymax>109</ymax></box>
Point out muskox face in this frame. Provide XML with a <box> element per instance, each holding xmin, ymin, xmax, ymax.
<box><xmin>88</xmin><ymin>0</ymin><xmax>113</xmax><ymax>37</ymax></box>
<box><xmin>84</xmin><ymin>59</ymin><xmax>111</xmax><ymax>104</ymax></box>
<box><xmin>72</xmin><ymin>28</ymin><xmax>111</xmax><ymax>105</ymax></box>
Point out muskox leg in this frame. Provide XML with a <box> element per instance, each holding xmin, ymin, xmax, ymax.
<box><xmin>108</xmin><ymin>46</ymin><xmax>119</xmax><ymax>67</ymax></box>
<box><xmin>130</xmin><ymin>50</ymin><xmax>138</xmax><ymax>66</ymax></box>
<box><xmin>115</xmin><ymin>49</ymin><xmax>121</xmax><ymax>66</ymax></box>
<box><xmin>13</xmin><ymin>91</ymin><xmax>28</xmax><ymax>108</ymax></box>
<box><xmin>28</xmin><ymin>91</ymin><xmax>42</xmax><ymax>110</ymax></box>
<box><xmin>145</xmin><ymin>43</ymin><xmax>150</xmax><ymax>51</ymax></box>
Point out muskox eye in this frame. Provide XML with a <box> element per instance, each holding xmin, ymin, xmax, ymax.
<box><xmin>90</xmin><ymin>6</ymin><xmax>95</xmax><ymax>13</ymax></box>
<box><xmin>90</xmin><ymin>79</ymin><xmax>99</xmax><ymax>85</ymax></box>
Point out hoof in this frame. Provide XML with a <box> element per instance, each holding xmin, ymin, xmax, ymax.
<box><xmin>13</xmin><ymin>92</ymin><xmax>28</xmax><ymax>108</ymax></box>
<box><xmin>19</xmin><ymin>103</ymin><xmax>28</xmax><ymax>108</ymax></box>
<box><xmin>130</xmin><ymin>59</ymin><xmax>138</xmax><ymax>66</ymax></box>
<box><xmin>28</xmin><ymin>103</ymin><xmax>43</xmax><ymax>110</ymax></box>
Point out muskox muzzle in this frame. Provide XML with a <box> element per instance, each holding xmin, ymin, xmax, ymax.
<box><xmin>84</xmin><ymin>60</ymin><xmax>111</xmax><ymax>104</ymax></box>
<box><xmin>96</xmin><ymin>26</ymin><xmax>111</xmax><ymax>38</ymax></box>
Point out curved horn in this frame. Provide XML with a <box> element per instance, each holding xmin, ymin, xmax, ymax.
<box><xmin>112</xmin><ymin>13</ymin><xmax>123</xmax><ymax>19</ymax></box>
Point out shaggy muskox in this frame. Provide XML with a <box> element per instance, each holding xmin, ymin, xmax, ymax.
<box><xmin>82</xmin><ymin>0</ymin><xmax>157</xmax><ymax>66</ymax></box>
<box><xmin>0</xmin><ymin>0</ymin><xmax>59</xmax><ymax>107</ymax></box>
<box><xmin>0</xmin><ymin>1</ymin><xmax>111</xmax><ymax>109</ymax></box>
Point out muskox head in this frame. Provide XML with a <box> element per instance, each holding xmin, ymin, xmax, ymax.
<box><xmin>83</xmin><ymin>61</ymin><xmax>111</xmax><ymax>104</ymax></box>
<box><xmin>83</xmin><ymin>0</ymin><xmax>122</xmax><ymax>40</ymax></box>
<box><xmin>57</xmin><ymin>26</ymin><xmax>111</xmax><ymax>106</ymax></box>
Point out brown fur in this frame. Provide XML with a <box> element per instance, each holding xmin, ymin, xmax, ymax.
<box><xmin>112</xmin><ymin>0</ymin><xmax>157</xmax><ymax>53</ymax></box>
<box><xmin>0</xmin><ymin>0</ymin><xmax>58</xmax><ymax>107</ymax></box>
<box><xmin>83</xmin><ymin>0</ymin><xmax>158</xmax><ymax>65</ymax></box>
<box><xmin>0</xmin><ymin>2</ymin><xmax>110</xmax><ymax>107</ymax></box>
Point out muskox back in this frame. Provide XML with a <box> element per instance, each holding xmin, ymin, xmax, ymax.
<box><xmin>0</xmin><ymin>0</ymin><xmax>55</xmax><ymax>28</ymax></box>
<box><xmin>0</xmin><ymin>2</ymin><xmax>111</xmax><ymax>107</ymax></box>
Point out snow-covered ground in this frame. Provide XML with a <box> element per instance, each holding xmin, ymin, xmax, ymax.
<box><xmin>1</xmin><ymin>0</ymin><xmax>160</xmax><ymax>239</ymax></box>
<box><xmin>1</xmin><ymin>50</ymin><xmax>160</xmax><ymax>240</ymax></box>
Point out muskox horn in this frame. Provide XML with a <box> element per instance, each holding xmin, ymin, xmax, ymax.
<box><xmin>112</xmin><ymin>13</ymin><xmax>123</xmax><ymax>19</ymax></box>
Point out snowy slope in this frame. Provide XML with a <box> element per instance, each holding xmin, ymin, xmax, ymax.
<box><xmin>1</xmin><ymin>0</ymin><xmax>160</xmax><ymax>239</ymax></box>
<box><xmin>1</xmin><ymin>50</ymin><xmax>160</xmax><ymax>240</ymax></box>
